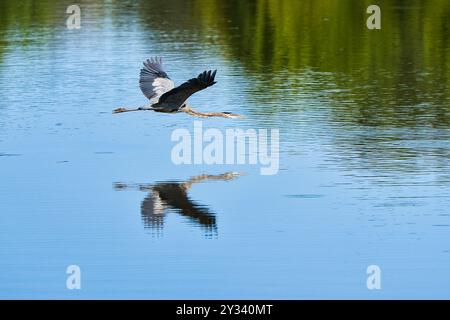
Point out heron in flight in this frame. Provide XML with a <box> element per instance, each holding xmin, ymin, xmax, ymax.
<box><xmin>113</xmin><ymin>57</ymin><xmax>242</xmax><ymax>118</ymax></box>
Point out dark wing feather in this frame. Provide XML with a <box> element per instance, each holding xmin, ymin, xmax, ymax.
<box><xmin>139</xmin><ymin>57</ymin><xmax>175</xmax><ymax>102</ymax></box>
<box><xmin>158</xmin><ymin>70</ymin><xmax>217</xmax><ymax>105</ymax></box>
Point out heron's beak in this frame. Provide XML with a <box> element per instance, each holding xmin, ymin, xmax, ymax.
<box><xmin>113</xmin><ymin>108</ymin><xmax>128</xmax><ymax>113</ymax></box>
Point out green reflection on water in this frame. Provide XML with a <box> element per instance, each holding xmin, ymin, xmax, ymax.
<box><xmin>1</xmin><ymin>0</ymin><xmax>449</xmax><ymax>126</ymax></box>
<box><xmin>138</xmin><ymin>0</ymin><xmax>449</xmax><ymax>126</ymax></box>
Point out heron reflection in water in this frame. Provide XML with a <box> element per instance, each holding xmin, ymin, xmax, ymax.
<box><xmin>114</xmin><ymin>172</ymin><xmax>242</xmax><ymax>236</ymax></box>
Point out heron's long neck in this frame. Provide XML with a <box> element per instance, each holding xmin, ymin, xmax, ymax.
<box><xmin>182</xmin><ymin>106</ymin><xmax>241</xmax><ymax>118</ymax></box>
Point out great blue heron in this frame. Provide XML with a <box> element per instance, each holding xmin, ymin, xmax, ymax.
<box><xmin>114</xmin><ymin>172</ymin><xmax>243</xmax><ymax>236</ymax></box>
<box><xmin>113</xmin><ymin>57</ymin><xmax>242</xmax><ymax>118</ymax></box>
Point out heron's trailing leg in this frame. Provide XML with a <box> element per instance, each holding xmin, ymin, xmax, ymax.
<box><xmin>182</xmin><ymin>106</ymin><xmax>243</xmax><ymax>119</ymax></box>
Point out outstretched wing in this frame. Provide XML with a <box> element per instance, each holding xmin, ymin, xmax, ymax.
<box><xmin>139</xmin><ymin>57</ymin><xmax>175</xmax><ymax>103</ymax></box>
<box><xmin>158</xmin><ymin>70</ymin><xmax>217</xmax><ymax>105</ymax></box>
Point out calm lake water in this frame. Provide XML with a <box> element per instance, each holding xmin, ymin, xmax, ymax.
<box><xmin>0</xmin><ymin>0</ymin><xmax>449</xmax><ymax>299</ymax></box>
